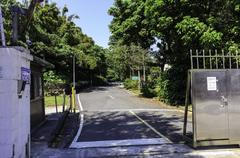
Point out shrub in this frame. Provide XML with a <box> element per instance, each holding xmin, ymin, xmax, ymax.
<box><xmin>44</xmin><ymin>71</ymin><xmax>65</xmax><ymax>96</ymax></box>
<box><xmin>141</xmin><ymin>67</ymin><xmax>160</xmax><ymax>98</ymax></box>
<box><xmin>123</xmin><ymin>79</ymin><xmax>139</xmax><ymax>90</ymax></box>
<box><xmin>141</xmin><ymin>82</ymin><xmax>157</xmax><ymax>98</ymax></box>
<box><xmin>156</xmin><ymin>66</ymin><xmax>187</xmax><ymax>105</ymax></box>
<box><xmin>106</xmin><ymin>68</ymin><xmax>120</xmax><ymax>81</ymax></box>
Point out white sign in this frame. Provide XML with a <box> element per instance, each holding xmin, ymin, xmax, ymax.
<box><xmin>207</xmin><ymin>77</ymin><xmax>217</xmax><ymax>91</ymax></box>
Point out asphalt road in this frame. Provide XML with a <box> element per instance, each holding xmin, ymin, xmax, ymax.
<box><xmin>69</xmin><ymin>84</ymin><xmax>192</xmax><ymax>149</ymax></box>
<box><xmin>33</xmin><ymin>85</ymin><xmax>240</xmax><ymax>158</ymax></box>
<box><xmin>78</xmin><ymin>85</ymin><xmax>165</xmax><ymax>111</ymax></box>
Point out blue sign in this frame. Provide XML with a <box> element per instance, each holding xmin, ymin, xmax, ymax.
<box><xmin>21</xmin><ymin>67</ymin><xmax>31</xmax><ymax>84</ymax></box>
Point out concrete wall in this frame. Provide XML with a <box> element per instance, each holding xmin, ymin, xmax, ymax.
<box><xmin>0</xmin><ymin>47</ymin><xmax>32</xmax><ymax>158</ymax></box>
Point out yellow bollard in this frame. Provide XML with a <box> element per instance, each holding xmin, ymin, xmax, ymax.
<box><xmin>71</xmin><ymin>86</ymin><xmax>76</xmax><ymax>113</ymax></box>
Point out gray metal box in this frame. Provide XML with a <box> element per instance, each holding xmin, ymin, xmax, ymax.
<box><xmin>191</xmin><ymin>69</ymin><xmax>240</xmax><ymax>147</ymax></box>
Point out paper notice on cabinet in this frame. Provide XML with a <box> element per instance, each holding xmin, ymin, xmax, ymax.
<box><xmin>207</xmin><ymin>77</ymin><xmax>217</xmax><ymax>91</ymax></box>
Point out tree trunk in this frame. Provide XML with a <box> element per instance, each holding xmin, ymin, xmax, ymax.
<box><xmin>138</xmin><ymin>67</ymin><xmax>141</xmax><ymax>89</ymax></box>
<box><xmin>130</xmin><ymin>67</ymin><xmax>132</xmax><ymax>79</ymax></box>
<box><xmin>62</xmin><ymin>92</ymin><xmax>66</xmax><ymax>112</ymax></box>
<box><xmin>143</xmin><ymin>65</ymin><xmax>146</xmax><ymax>82</ymax></box>
<box><xmin>55</xmin><ymin>95</ymin><xmax>58</xmax><ymax>113</ymax></box>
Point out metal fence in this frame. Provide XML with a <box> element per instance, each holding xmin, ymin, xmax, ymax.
<box><xmin>190</xmin><ymin>49</ymin><xmax>240</xmax><ymax>69</ymax></box>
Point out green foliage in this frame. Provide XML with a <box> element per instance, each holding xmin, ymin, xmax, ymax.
<box><xmin>28</xmin><ymin>3</ymin><xmax>107</xmax><ymax>80</ymax></box>
<box><xmin>176</xmin><ymin>16</ymin><xmax>208</xmax><ymax>46</ymax></box>
<box><xmin>44</xmin><ymin>95</ymin><xmax>70</xmax><ymax>107</ymax></box>
<box><xmin>123</xmin><ymin>79</ymin><xmax>138</xmax><ymax>90</ymax></box>
<box><xmin>108</xmin><ymin>0</ymin><xmax>154</xmax><ymax>48</ymax></box>
<box><xmin>43</xmin><ymin>71</ymin><xmax>65</xmax><ymax>96</ymax></box>
<box><xmin>156</xmin><ymin>66</ymin><xmax>187</xmax><ymax>105</ymax></box>
<box><xmin>141</xmin><ymin>67</ymin><xmax>160</xmax><ymax>98</ymax></box>
<box><xmin>106</xmin><ymin>68</ymin><xmax>119</xmax><ymax>81</ymax></box>
<box><xmin>106</xmin><ymin>44</ymin><xmax>150</xmax><ymax>81</ymax></box>
<box><xmin>109</xmin><ymin>0</ymin><xmax>240</xmax><ymax>105</ymax></box>
<box><xmin>200</xmin><ymin>28</ymin><xmax>223</xmax><ymax>48</ymax></box>
<box><xmin>92</xmin><ymin>75</ymin><xmax>108</xmax><ymax>86</ymax></box>
<box><xmin>2</xmin><ymin>1</ymin><xmax>109</xmax><ymax>86</ymax></box>
<box><xmin>141</xmin><ymin>82</ymin><xmax>156</xmax><ymax>98</ymax></box>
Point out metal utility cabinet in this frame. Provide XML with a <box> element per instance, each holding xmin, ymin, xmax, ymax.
<box><xmin>184</xmin><ymin>50</ymin><xmax>240</xmax><ymax>147</ymax></box>
<box><xmin>0</xmin><ymin>47</ymin><xmax>33</xmax><ymax>158</ymax></box>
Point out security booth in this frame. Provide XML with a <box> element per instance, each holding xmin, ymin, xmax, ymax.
<box><xmin>30</xmin><ymin>56</ymin><xmax>54</xmax><ymax>129</ymax></box>
<box><xmin>183</xmin><ymin>50</ymin><xmax>240</xmax><ymax>148</ymax></box>
<box><xmin>0</xmin><ymin>47</ymin><xmax>33</xmax><ymax>158</ymax></box>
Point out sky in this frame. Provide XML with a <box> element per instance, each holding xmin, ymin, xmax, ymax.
<box><xmin>49</xmin><ymin>0</ymin><xmax>114</xmax><ymax>48</ymax></box>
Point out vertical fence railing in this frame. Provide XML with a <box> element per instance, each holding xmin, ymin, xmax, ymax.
<box><xmin>190</xmin><ymin>49</ymin><xmax>240</xmax><ymax>69</ymax></box>
<box><xmin>0</xmin><ymin>6</ymin><xmax>6</xmax><ymax>47</ymax></box>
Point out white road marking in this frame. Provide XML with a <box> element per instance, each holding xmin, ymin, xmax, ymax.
<box><xmin>129</xmin><ymin>110</ymin><xmax>173</xmax><ymax>143</ymax></box>
<box><xmin>70</xmin><ymin>93</ymin><xmax>173</xmax><ymax>149</ymax></box>
<box><xmin>108</xmin><ymin>95</ymin><xmax>115</xmax><ymax>99</ymax></box>
<box><xmin>84</xmin><ymin>109</ymin><xmax>178</xmax><ymax>112</ymax></box>
<box><xmin>70</xmin><ymin>138</ymin><xmax>169</xmax><ymax>149</ymax></box>
<box><xmin>70</xmin><ymin>94</ymin><xmax>84</xmax><ymax>148</ymax></box>
<box><xmin>77</xmin><ymin>94</ymin><xmax>83</xmax><ymax>111</ymax></box>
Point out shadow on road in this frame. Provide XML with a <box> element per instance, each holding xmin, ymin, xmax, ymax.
<box><xmin>76</xmin><ymin>110</ymin><xmax>190</xmax><ymax>144</ymax></box>
<box><xmin>136</xmin><ymin>111</ymin><xmax>186</xmax><ymax>143</ymax></box>
<box><xmin>79</xmin><ymin>86</ymin><xmax>109</xmax><ymax>93</ymax></box>
<box><xmin>78</xmin><ymin>111</ymin><xmax>160</xmax><ymax>142</ymax></box>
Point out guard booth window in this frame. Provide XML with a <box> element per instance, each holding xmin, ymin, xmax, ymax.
<box><xmin>30</xmin><ymin>73</ymin><xmax>42</xmax><ymax>100</ymax></box>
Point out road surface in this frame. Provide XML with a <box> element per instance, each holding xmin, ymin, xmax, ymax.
<box><xmin>32</xmin><ymin>85</ymin><xmax>240</xmax><ymax>158</ymax></box>
<box><xmin>70</xmin><ymin>85</ymin><xmax>191</xmax><ymax>149</ymax></box>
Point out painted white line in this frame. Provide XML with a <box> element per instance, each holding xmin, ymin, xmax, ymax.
<box><xmin>108</xmin><ymin>95</ymin><xmax>115</xmax><ymax>99</ymax></box>
<box><xmin>70</xmin><ymin>94</ymin><xmax>84</xmax><ymax>148</ymax></box>
<box><xmin>84</xmin><ymin>109</ymin><xmax>178</xmax><ymax>112</ymax></box>
<box><xmin>129</xmin><ymin>110</ymin><xmax>173</xmax><ymax>143</ymax></box>
<box><xmin>192</xmin><ymin>151</ymin><xmax>238</xmax><ymax>156</ymax></box>
<box><xmin>70</xmin><ymin>138</ymin><xmax>168</xmax><ymax>149</ymax></box>
<box><xmin>77</xmin><ymin>94</ymin><xmax>83</xmax><ymax>111</ymax></box>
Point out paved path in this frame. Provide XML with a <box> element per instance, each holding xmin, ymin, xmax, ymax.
<box><xmin>32</xmin><ymin>85</ymin><xmax>240</xmax><ymax>157</ymax></box>
<box><xmin>78</xmin><ymin>85</ymin><xmax>165</xmax><ymax>111</ymax></box>
<box><xmin>70</xmin><ymin>85</ymin><xmax>192</xmax><ymax>151</ymax></box>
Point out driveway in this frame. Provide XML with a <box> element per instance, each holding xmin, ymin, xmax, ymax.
<box><xmin>32</xmin><ymin>85</ymin><xmax>240</xmax><ymax>158</ymax></box>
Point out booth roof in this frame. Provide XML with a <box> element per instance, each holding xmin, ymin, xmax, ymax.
<box><xmin>32</xmin><ymin>55</ymin><xmax>54</xmax><ymax>69</ymax></box>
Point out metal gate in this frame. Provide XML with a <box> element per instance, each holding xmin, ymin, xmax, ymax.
<box><xmin>183</xmin><ymin>50</ymin><xmax>240</xmax><ymax>147</ymax></box>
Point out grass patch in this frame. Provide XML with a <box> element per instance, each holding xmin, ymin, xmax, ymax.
<box><xmin>44</xmin><ymin>96</ymin><xmax>70</xmax><ymax>107</ymax></box>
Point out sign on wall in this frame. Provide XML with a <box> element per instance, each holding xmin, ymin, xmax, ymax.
<box><xmin>21</xmin><ymin>67</ymin><xmax>31</xmax><ymax>84</ymax></box>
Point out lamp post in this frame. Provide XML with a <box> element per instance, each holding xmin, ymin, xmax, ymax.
<box><xmin>72</xmin><ymin>54</ymin><xmax>76</xmax><ymax>113</ymax></box>
<box><xmin>73</xmin><ymin>54</ymin><xmax>76</xmax><ymax>88</ymax></box>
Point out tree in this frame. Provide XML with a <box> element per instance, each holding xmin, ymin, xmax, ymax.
<box><xmin>106</xmin><ymin>44</ymin><xmax>150</xmax><ymax>81</ymax></box>
<box><xmin>109</xmin><ymin>0</ymin><xmax>240</xmax><ymax>104</ymax></box>
<box><xmin>2</xmin><ymin>1</ymin><xmax>109</xmax><ymax>85</ymax></box>
<box><xmin>108</xmin><ymin>0</ymin><xmax>154</xmax><ymax>48</ymax></box>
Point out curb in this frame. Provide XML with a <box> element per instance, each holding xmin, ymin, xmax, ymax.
<box><xmin>48</xmin><ymin>109</ymin><xmax>70</xmax><ymax>147</ymax></box>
